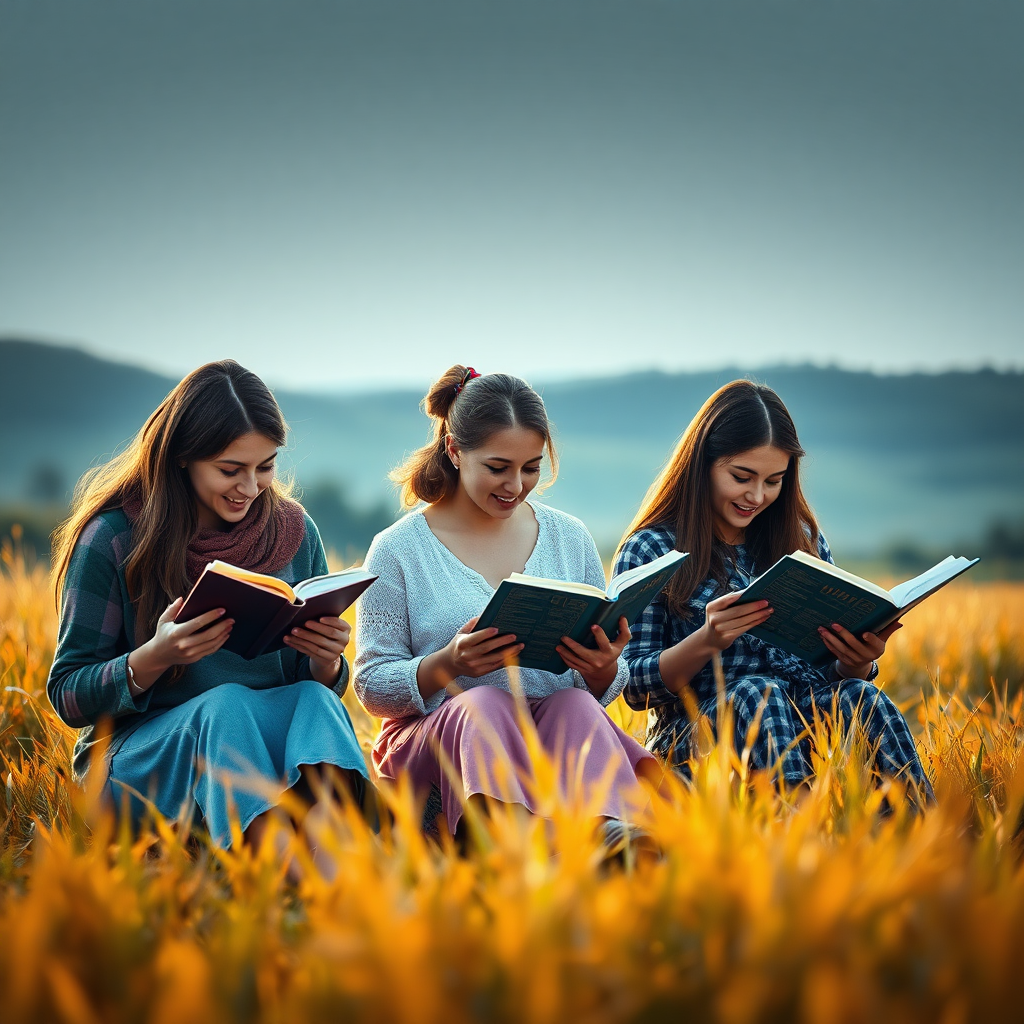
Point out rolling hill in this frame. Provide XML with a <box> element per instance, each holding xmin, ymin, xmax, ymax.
<box><xmin>3</xmin><ymin>338</ymin><xmax>1022</xmax><ymax>558</ymax></box>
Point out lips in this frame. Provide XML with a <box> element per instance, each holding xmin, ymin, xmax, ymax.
<box><xmin>492</xmin><ymin>494</ymin><xmax>517</xmax><ymax>507</ymax></box>
<box><xmin>732</xmin><ymin>502</ymin><xmax>759</xmax><ymax>518</ymax></box>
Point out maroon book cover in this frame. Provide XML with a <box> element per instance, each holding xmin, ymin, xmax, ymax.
<box><xmin>176</xmin><ymin>565</ymin><xmax>376</xmax><ymax>660</ymax></box>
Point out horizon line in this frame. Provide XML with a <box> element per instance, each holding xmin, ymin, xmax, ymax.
<box><xmin>3</xmin><ymin>333</ymin><xmax>1023</xmax><ymax>397</ymax></box>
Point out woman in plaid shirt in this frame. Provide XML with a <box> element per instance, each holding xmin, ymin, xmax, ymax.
<box><xmin>613</xmin><ymin>380</ymin><xmax>932</xmax><ymax>800</ymax></box>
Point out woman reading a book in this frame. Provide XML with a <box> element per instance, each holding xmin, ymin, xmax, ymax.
<box><xmin>613</xmin><ymin>380</ymin><xmax>932</xmax><ymax>801</ymax></box>
<box><xmin>354</xmin><ymin>365</ymin><xmax>656</xmax><ymax>841</ymax></box>
<box><xmin>48</xmin><ymin>360</ymin><xmax>371</xmax><ymax>857</ymax></box>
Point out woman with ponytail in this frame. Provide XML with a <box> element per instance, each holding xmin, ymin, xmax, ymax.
<box><xmin>354</xmin><ymin>365</ymin><xmax>656</xmax><ymax>841</ymax></box>
<box><xmin>48</xmin><ymin>360</ymin><xmax>371</xmax><ymax>854</ymax></box>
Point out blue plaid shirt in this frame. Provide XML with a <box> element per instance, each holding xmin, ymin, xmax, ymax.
<box><xmin>613</xmin><ymin>525</ymin><xmax>878</xmax><ymax>760</ymax></box>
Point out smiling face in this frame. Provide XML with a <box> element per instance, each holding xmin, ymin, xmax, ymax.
<box><xmin>708</xmin><ymin>445</ymin><xmax>791</xmax><ymax>544</ymax></box>
<box><xmin>448</xmin><ymin>425</ymin><xmax>546</xmax><ymax>520</ymax></box>
<box><xmin>186</xmin><ymin>431</ymin><xmax>279</xmax><ymax>530</ymax></box>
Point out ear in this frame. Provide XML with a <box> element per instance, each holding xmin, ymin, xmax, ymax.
<box><xmin>445</xmin><ymin>435</ymin><xmax>460</xmax><ymax>469</ymax></box>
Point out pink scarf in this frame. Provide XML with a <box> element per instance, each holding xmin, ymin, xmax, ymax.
<box><xmin>122</xmin><ymin>489</ymin><xmax>307</xmax><ymax>585</ymax></box>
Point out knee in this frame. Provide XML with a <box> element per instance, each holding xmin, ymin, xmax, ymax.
<box><xmin>729</xmin><ymin>677</ymin><xmax>786</xmax><ymax>712</ymax></box>
<box><xmin>541</xmin><ymin>686</ymin><xmax>596</xmax><ymax>714</ymax></box>
<box><xmin>192</xmin><ymin>684</ymin><xmax>260</xmax><ymax>745</ymax></box>
<box><xmin>441</xmin><ymin>687</ymin><xmax>528</xmax><ymax>762</ymax></box>
<box><xmin>833</xmin><ymin>679</ymin><xmax>890</xmax><ymax>722</ymax></box>
<box><xmin>447</xmin><ymin>685</ymin><xmax>519</xmax><ymax>725</ymax></box>
<box><xmin>197</xmin><ymin>682</ymin><xmax>249</xmax><ymax>717</ymax></box>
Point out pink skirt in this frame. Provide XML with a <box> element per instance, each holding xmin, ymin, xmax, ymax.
<box><xmin>373</xmin><ymin>685</ymin><xmax>656</xmax><ymax>834</ymax></box>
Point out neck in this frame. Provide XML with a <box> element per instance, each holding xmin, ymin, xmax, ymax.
<box><xmin>434</xmin><ymin>490</ymin><xmax>526</xmax><ymax>534</ymax></box>
<box><xmin>715</xmin><ymin>526</ymin><xmax>744</xmax><ymax>546</ymax></box>
<box><xmin>195</xmin><ymin>505</ymin><xmax>230</xmax><ymax>532</ymax></box>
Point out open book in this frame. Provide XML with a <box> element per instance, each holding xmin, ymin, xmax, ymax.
<box><xmin>475</xmin><ymin>548</ymin><xmax>689</xmax><ymax>674</ymax></box>
<box><xmin>736</xmin><ymin>551</ymin><xmax>979</xmax><ymax>668</ymax></box>
<box><xmin>175</xmin><ymin>560</ymin><xmax>377</xmax><ymax>660</ymax></box>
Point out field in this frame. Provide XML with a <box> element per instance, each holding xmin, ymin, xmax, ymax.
<box><xmin>2</xmin><ymin>533</ymin><xmax>1024</xmax><ymax>1024</ymax></box>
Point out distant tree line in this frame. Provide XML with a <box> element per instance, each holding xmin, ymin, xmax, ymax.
<box><xmin>0</xmin><ymin>477</ymin><xmax>396</xmax><ymax>566</ymax></box>
<box><xmin>297</xmin><ymin>481</ymin><xmax>396</xmax><ymax>563</ymax></box>
<box><xmin>880</xmin><ymin>517</ymin><xmax>1024</xmax><ymax>576</ymax></box>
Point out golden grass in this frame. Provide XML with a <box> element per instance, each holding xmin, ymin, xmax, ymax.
<box><xmin>2</xmin><ymin>533</ymin><xmax>1023</xmax><ymax>1023</ymax></box>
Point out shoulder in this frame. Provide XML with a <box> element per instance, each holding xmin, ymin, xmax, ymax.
<box><xmin>299</xmin><ymin>511</ymin><xmax>322</xmax><ymax>548</ymax></box>
<box><xmin>76</xmin><ymin>508</ymin><xmax>132</xmax><ymax>561</ymax></box>
<box><xmin>364</xmin><ymin>510</ymin><xmax>427</xmax><ymax>565</ymax></box>
<box><xmin>531</xmin><ymin>502</ymin><xmax>593</xmax><ymax>546</ymax></box>
<box><xmin>63</xmin><ymin>509</ymin><xmax>133</xmax><ymax>590</ymax></box>
<box><xmin>530</xmin><ymin>502</ymin><xmax>601</xmax><ymax>567</ymax></box>
<box><xmin>815</xmin><ymin>531</ymin><xmax>833</xmax><ymax>563</ymax></box>
<box><xmin>616</xmin><ymin>524</ymin><xmax>677</xmax><ymax>568</ymax></box>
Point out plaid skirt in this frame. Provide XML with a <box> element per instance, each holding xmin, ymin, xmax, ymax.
<box><xmin>664</xmin><ymin>674</ymin><xmax>933</xmax><ymax>800</ymax></box>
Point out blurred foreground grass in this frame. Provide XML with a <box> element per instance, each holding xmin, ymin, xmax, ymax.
<box><xmin>2</xmin><ymin>534</ymin><xmax>1024</xmax><ymax>1023</ymax></box>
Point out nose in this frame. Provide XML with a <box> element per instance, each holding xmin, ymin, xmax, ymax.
<box><xmin>746</xmin><ymin>481</ymin><xmax>764</xmax><ymax>504</ymax></box>
<box><xmin>237</xmin><ymin>473</ymin><xmax>259</xmax><ymax>498</ymax></box>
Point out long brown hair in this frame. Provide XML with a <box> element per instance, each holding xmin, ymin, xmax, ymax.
<box><xmin>51</xmin><ymin>360</ymin><xmax>291</xmax><ymax>645</ymax></box>
<box><xmin>390</xmin><ymin>364</ymin><xmax>558</xmax><ymax>508</ymax></box>
<box><xmin>619</xmin><ymin>379</ymin><xmax>819</xmax><ymax>618</ymax></box>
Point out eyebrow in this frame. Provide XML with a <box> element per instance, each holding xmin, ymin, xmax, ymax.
<box><xmin>485</xmin><ymin>456</ymin><xmax>543</xmax><ymax>464</ymax></box>
<box><xmin>732</xmin><ymin>463</ymin><xmax>786</xmax><ymax>477</ymax></box>
<box><xmin>216</xmin><ymin>453</ymin><xmax>278</xmax><ymax>467</ymax></box>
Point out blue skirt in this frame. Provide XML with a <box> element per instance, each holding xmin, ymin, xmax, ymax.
<box><xmin>107</xmin><ymin>680</ymin><xmax>369</xmax><ymax>846</ymax></box>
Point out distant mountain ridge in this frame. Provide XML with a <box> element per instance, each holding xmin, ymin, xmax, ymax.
<box><xmin>3</xmin><ymin>337</ymin><xmax>1022</xmax><ymax>557</ymax></box>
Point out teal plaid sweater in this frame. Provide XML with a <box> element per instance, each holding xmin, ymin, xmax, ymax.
<box><xmin>48</xmin><ymin>508</ymin><xmax>349</xmax><ymax>779</ymax></box>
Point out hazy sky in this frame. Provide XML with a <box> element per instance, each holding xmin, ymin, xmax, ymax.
<box><xmin>2</xmin><ymin>0</ymin><xmax>1021</xmax><ymax>390</ymax></box>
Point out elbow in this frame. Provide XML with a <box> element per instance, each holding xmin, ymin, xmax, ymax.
<box><xmin>621</xmin><ymin>689</ymin><xmax>647</xmax><ymax>712</ymax></box>
<box><xmin>46</xmin><ymin>680</ymin><xmax>86</xmax><ymax>729</ymax></box>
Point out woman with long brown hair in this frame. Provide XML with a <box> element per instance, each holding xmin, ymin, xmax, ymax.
<box><xmin>613</xmin><ymin>380</ymin><xmax>931</xmax><ymax>799</ymax></box>
<box><xmin>48</xmin><ymin>360</ymin><xmax>370</xmax><ymax>853</ymax></box>
<box><xmin>354</xmin><ymin>365</ymin><xmax>657</xmax><ymax>844</ymax></box>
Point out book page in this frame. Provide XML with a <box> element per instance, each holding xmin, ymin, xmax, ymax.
<box><xmin>606</xmin><ymin>548</ymin><xmax>688</xmax><ymax>600</ymax></box>
<box><xmin>505</xmin><ymin>573</ymin><xmax>609</xmax><ymax>599</ymax></box>
<box><xmin>207</xmin><ymin>560</ymin><xmax>296</xmax><ymax>601</ymax></box>
<box><xmin>889</xmin><ymin>556</ymin><xmax>976</xmax><ymax>608</ymax></box>
<box><xmin>294</xmin><ymin>567</ymin><xmax>377</xmax><ymax>599</ymax></box>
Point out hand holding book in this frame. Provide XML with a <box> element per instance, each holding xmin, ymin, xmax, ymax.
<box><xmin>700</xmin><ymin>591</ymin><xmax>773</xmax><ymax>652</ymax></box>
<box><xmin>734</xmin><ymin>550</ymin><xmax>979</xmax><ymax>669</ymax></box>
<box><xmin>555</xmin><ymin>615</ymin><xmax>632</xmax><ymax>694</ymax></box>
<box><xmin>817</xmin><ymin>618</ymin><xmax>903</xmax><ymax>678</ymax></box>
<box><xmin>175</xmin><ymin>560</ymin><xmax>377</xmax><ymax>661</ymax></box>
<box><xmin>283</xmin><ymin>614</ymin><xmax>352</xmax><ymax>686</ymax></box>
<box><xmin>473</xmin><ymin>548</ymin><xmax>689</xmax><ymax>674</ymax></box>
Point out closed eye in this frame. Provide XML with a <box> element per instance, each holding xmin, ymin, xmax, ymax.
<box><xmin>220</xmin><ymin>463</ymin><xmax>275</xmax><ymax>477</ymax></box>
<box><xmin>487</xmin><ymin>464</ymin><xmax>542</xmax><ymax>475</ymax></box>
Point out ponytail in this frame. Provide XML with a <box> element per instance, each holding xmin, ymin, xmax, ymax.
<box><xmin>390</xmin><ymin>365</ymin><xmax>557</xmax><ymax>508</ymax></box>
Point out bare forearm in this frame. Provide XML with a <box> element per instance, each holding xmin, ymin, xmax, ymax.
<box><xmin>657</xmin><ymin>630</ymin><xmax>719</xmax><ymax>695</ymax></box>
<box><xmin>310</xmin><ymin>656</ymin><xmax>343</xmax><ymax>687</ymax></box>
<box><xmin>126</xmin><ymin>641</ymin><xmax>169</xmax><ymax>692</ymax></box>
<box><xmin>416</xmin><ymin>647</ymin><xmax>457</xmax><ymax>700</ymax></box>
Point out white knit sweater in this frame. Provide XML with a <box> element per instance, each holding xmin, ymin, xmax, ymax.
<box><xmin>354</xmin><ymin>502</ymin><xmax>628</xmax><ymax>720</ymax></box>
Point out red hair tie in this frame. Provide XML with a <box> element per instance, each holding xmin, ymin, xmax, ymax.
<box><xmin>454</xmin><ymin>367</ymin><xmax>481</xmax><ymax>395</ymax></box>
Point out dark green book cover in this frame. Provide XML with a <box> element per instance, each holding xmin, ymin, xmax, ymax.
<box><xmin>475</xmin><ymin>549</ymin><xmax>688</xmax><ymax>674</ymax></box>
<box><xmin>738</xmin><ymin>551</ymin><xmax>978</xmax><ymax>668</ymax></box>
